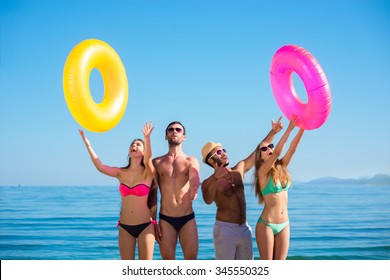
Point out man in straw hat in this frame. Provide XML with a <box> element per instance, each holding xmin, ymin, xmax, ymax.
<box><xmin>200</xmin><ymin>117</ymin><xmax>283</xmax><ymax>260</ymax></box>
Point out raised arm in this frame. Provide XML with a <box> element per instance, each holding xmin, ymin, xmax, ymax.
<box><xmin>152</xmin><ymin>157</ymin><xmax>161</xmax><ymax>186</ymax></box>
<box><xmin>258</xmin><ymin>116</ymin><xmax>297</xmax><ymax>177</ymax></box>
<box><xmin>79</xmin><ymin>129</ymin><xmax>120</xmax><ymax>178</ymax></box>
<box><xmin>263</xmin><ymin>116</ymin><xmax>284</xmax><ymax>144</ymax></box>
<box><xmin>281</xmin><ymin>128</ymin><xmax>304</xmax><ymax>167</ymax></box>
<box><xmin>142</xmin><ymin>121</ymin><xmax>155</xmax><ymax>177</ymax></box>
<box><xmin>239</xmin><ymin>116</ymin><xmax>284</xmax><ymax>173</ymax></box>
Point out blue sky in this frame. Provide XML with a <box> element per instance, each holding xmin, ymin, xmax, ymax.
<box><xmin>0</xmin><ymin>0</ymin><xmax>389</xmax><ymax>186</ymax></box>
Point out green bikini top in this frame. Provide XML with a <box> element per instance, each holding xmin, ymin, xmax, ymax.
<box><xmin>261</xmin><ymin>177</ymin><xmax>291</xmax><ymax>196</ymax></box>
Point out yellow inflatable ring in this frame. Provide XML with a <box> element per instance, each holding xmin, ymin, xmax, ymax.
<box><xmin>63</xmin><ymin>39</ymin><xmax>128</xmax><ymax>132</ymax></box>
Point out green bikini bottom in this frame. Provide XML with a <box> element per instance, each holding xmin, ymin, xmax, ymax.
<box><xmin>257</xmin><ymin>218</ymin><xmax>289</xmax><ymax>235</ymax></box>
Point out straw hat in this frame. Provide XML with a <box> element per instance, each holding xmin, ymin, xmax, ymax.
<box><xmin>201</xmin><ymin>142</ymin><xmax>222</xmax><ymax>163</ymax></box>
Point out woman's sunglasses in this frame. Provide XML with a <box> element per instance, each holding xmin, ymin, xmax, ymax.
<box><xmin>259</xmin><ymin>144</ymin><xmax>274</xmax><ymax>152</ymax></box>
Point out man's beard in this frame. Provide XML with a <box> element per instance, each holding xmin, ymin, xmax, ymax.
<box><xmin>214</xmin><ymin>158</ymin><xmax>229</xmax><ymax>167</ymax></box>
<box><xmin>168</xmin><ymin>138</ymin><xmax>181</xmax><ymax>146</ymax></box>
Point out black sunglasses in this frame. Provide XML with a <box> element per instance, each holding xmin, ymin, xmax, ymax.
<box><xmin>167</xmin><ymin>127</ymin><xmax>183</xmax><ymax>133</ymax></box>
<box><xmin>260</xmin><ymin>144</ymin><xmax>274</xmax><ymax>152</ymax></box>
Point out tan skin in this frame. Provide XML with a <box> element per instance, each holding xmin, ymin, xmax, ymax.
<box><xmin>256</xmin><ymin>115</ymin><xmax>304</xmax><ymax>260</ymax></box>
<box><xmin>79</xmin><ymin>122</ymin><xmax>156</xmax><ymax>260</ymax></box>
<box><xmin>153</xmin><ymin>123</ymin><xmax>200</xmax><ymax>260</ymax></box>
<box><xmin>202</xmin><ymin>117</ymin><xmax>284</xmax><ymax>224</ymax></box>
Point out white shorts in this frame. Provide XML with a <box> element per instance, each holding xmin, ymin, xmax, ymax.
<box><xmin>213</xmin><ymin>220</ymin><xmax>253</xmax><ymax>260</ymax></box>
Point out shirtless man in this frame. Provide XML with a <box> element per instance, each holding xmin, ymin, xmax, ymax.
<box><xmin>201</xmin><ymin>117</ymin><xmax>283</xmax><ymax>259</ymax></box>
<box><xmin>153</xmin><ymin>121</ymin><xmax>200</xmax><ymax>260</ymax></box>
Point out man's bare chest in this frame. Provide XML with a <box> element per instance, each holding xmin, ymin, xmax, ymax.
<box><xmin>158</xmin><ymin>159</ymin><xmax>189</xmax><ymax>178</ymax></box>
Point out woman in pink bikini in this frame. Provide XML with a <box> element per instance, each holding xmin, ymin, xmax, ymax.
<box><xmin>79</xmin><ymin>122</ymin><xmax>157</xmax><ymax>260</ymax></box>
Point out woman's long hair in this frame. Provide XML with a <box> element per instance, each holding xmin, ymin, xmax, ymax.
<box><xmin>121</xmin><ymin>139</ymin><xmax>145</xmax><ymax>169</ymax></box>
<box><xmin>253</xmin><ymin>147</ymin><xmax>291</xmax><ymax>204</ymax></box>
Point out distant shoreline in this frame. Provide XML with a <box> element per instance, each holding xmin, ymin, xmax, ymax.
<box><xmin>301</xmin><ymin>173</ymin><xmax>390</xmax><ymax>186</ymax></box>
<box><xmin>249</xmin><ymin>173</ymin><xmax>390</xmax><ymax>186</ymax></box>
<box><xmin>2</xmin><ymin>174</ymin><xmax>390</xmax><ymax>187</ymax></box>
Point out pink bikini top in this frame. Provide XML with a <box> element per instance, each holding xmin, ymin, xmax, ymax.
<box><xmin>119</xmin><ymin>183</ymin><xmax>150</xmax><ymax>197</ymax></box>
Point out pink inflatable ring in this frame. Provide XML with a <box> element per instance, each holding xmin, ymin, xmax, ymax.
<box><xmin>270</xmin><ymin>45</ymin><xmax>332</xmax><ymax>130</ymax></box>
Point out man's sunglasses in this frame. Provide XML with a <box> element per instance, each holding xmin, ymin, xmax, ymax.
<box><xmin>167</xmin><ymin>127</ymin><xmax>183</xmax><ymax>133</ymax></box>
<box><xmin>209</xmin><ymin>148</ymin><xmax>227</xmax><ymax>159</ymax></box>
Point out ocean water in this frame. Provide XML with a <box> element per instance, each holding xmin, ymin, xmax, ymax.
<box><xmin>0</xmin><ymin>183</ymin><xmax>389</xmax><ymax>260</ymax></box>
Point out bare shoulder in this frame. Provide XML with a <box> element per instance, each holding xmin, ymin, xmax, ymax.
<box><xmin>201</xmin><ymin>176</ymin><xmax>212</xmax><ymax>189</ymax></box>
<box><xmin>185</xmin><ymin>154</ymin><xmax>200</xmax><ymax>168</ymax></box>
<box><xmin>152</xmin><ymin>154</ymin><xmax>166</xmax><ymax>165</ymax></box>
<box><xmin>187</xmin><ymin>155</ymin><xmax>199</xmax><ymax>163</ymax></box>
<box><xmin>116</xmin><ymin>167</ymin><xmax>127</xmax><ymax>180</ymax></box>
<box><xmin>203</xmin><ymin>174</ymin><xmax>213</xmax><ymax>184</ymax></box>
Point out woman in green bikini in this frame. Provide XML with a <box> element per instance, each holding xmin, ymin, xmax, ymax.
<box><xmin>253</xmin><ymin>115</ymin><xmax>304</xmax><ymax>260</ymax></box>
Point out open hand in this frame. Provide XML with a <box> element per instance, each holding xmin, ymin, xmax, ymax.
<box><xmin>288</xmin><ymin>114</ymin><xmax>298</xmax><ymax>129</ymax></box>
<box><xmin>142</xmin><ymin>121</ymin><xmax>154</xmax><ymax>137</ymax></box>
<box><xmin>272</xmin><ymin>116</ymin><xmax>283</xmax><ymax>133</ymax></box>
